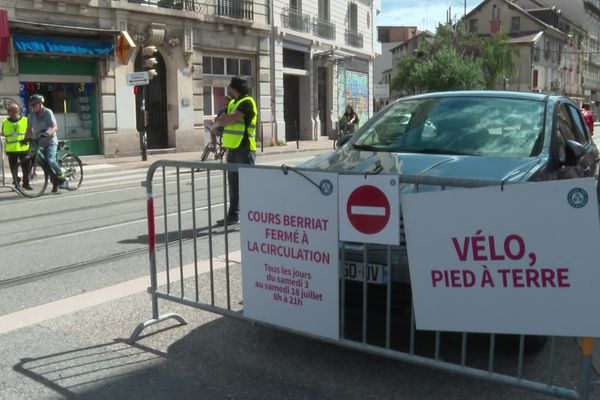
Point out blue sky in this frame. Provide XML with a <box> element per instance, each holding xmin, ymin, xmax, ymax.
<box><xmin>377</xmin><ymin>0</ymin><xmax>479</xmax><ymax>32</ymax></box>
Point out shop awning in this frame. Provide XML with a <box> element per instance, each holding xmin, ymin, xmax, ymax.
<box><xmin>13</xmin><ymin>33</ymin><xmax>114</xmax><ymax>56</ymax></box>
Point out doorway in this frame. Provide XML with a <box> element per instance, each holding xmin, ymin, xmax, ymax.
<box><xmin>284</xmin><ymin>74</ymin><xmax>300</xmax><ymax>141</ymax></box>
<box><xmin>317</xmin><ymin>67</ymin><xmax>328</xmax><ymax>136</ymax></box>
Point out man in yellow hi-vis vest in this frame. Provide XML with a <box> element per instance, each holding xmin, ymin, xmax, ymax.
<box><xmin>213</xmin><ymin>77</ymin><xmax>257</xmax><ymax>226</ymax></box>
<box><xmin>1</xmin><ymin>103</ymin><xmax>32</xmax><ymax>190</ymax></box>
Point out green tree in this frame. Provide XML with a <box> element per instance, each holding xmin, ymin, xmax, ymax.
<box><xmin>391</xmin><ymin>23</ymin><xmax>515</xmax><ymax>94</ymax></box>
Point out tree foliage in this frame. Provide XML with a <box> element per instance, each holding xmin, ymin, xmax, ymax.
<box><xmin>391</xmin><ymin>23</ymin><xmax>515</xmax><ymax>94</ymax></box>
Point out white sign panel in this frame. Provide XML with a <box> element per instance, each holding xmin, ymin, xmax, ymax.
<box><xmin>402</xmin><ymin>178</ymin><xmax>600</xmax><ymax>337</ymax></box>
<box><xmin>339</xmin><ymin>175</ymin><xmax>400</xmax><ymax>245</ymax></box>
<box><xmin>127</xmin><ymin>71</ymin><xmax>149</xmax><ymax>86</ymax></box>
<box><xmin>240</xmin><ymin>168</ymin><xmax>339</xmax><ymax>339</ymax></box>
<box><xmin>374</xmin><ymin>83</ymin><xmax>390</xmax><ymax>99</ymax></box>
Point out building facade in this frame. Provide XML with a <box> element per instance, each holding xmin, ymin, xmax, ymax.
<box><xmin>0</xmin><ymin>0</ymin><xmax>377</xmax><ymax>156</ymax></box>
<box><xmin>272</xmin><ymin>0</ymin><xmax>379</xmax><ymax>140</ymax></box>
<box><xmin>465</xmin><ymin>0</ymin><xmax>579</xmax><ymax>96</ymax></box>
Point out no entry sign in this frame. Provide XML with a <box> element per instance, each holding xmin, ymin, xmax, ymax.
<box><xmin>339</xmin><ymin>175</ymin><xmax>400</xmax><ymax>245</ymax></box>
<box><xmin>347</xmin><ymin>185</ymin><xmax>390</xmax><ymax>234</ymax></box>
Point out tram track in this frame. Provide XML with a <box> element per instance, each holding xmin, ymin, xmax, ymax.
<box><xmin>0</xmin><ymin>222</ymin><xmax>237</xmax><ymax>289</ymax></box>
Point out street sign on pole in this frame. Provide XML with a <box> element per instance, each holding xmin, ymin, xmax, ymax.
<box><xmin>127</xmin><ymin>71</ymin><xmax>149</xmax><ymax>86</ymax></box>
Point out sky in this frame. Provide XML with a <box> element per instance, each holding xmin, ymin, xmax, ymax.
<box><xmin>377</xmin><ymin>0</ymin><xmax>479</xmax><ymax>33</ymax></box>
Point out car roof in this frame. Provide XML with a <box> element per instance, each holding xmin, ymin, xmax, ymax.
<box><xmin>401</xmin><ymin>90</ymin><xmax>556</xmax><ymax>102</ymax></box>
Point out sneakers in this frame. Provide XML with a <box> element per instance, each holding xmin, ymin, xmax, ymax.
<box><xmin>59</xmin><ymin>180</ymin><xmax>69</xmax><ymax>189</ymax></box>
<box><xmin>22</xmin><ymin>183</ymin><xmax>33</xmax><ymax>190</ymax></box>
<box><xmin>216</xmin><ymin>215</ymin><xmax>239</xmax><ymax>226</ymax></box>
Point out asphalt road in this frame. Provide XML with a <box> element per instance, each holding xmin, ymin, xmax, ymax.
<box><xmin>0</xmin><ymin>150</ymin><xmax>324</xmax><ymax>315</ymax></box>
<box><xmin>0</xmin><ymin>148</ymin><xmax>598</xmax><ymax>400</ymax></box>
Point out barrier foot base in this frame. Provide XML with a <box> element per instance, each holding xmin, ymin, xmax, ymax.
<box><xmin>128</xmin><ymin>313</ymin><xmax>188</xmax><ymax>344</ymax></box>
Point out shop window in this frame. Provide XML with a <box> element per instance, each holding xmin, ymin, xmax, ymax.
<box><xmin>240</xmin><ymin>59</ymin><xmax>252</xmax><ymax>76</ymax></box>
<box><xmin>212</xmin><ymin>57</ymin><xmax>225</xmax><ymax>75</ymax></box>
<box><xmin>203</xmin><ymin>85</ymin><xmax>228</xmax><ymax>116</ymax></box>
<box><xmin>202</xmin><ymin>56</ymin><xmax>212</xmax><ymax>74</ymax></box>
<box><xmin>21</xmin><ymin>82</ymin><xmax>96</xmax><ymax>140</ymax></box>
<box><xmin>227</xmin><ymin>58</ymin><xmax>239</xmax><ymax>76</ymax></box>
<box><xmin>203</xmin><ymin>56</ymin><xmax>252</xmax><ymax>77</ymax></box>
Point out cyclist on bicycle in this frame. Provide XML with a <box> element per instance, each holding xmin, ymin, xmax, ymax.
<box><xmin>26</xmin><ymin>94</ymin><xmax>67</xmax><ymax>192</ymax></box>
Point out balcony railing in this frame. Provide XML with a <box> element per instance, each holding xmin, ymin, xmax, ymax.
<box><xmin>217</xmin><ymin>0</ymin><xmax>254</xmax><ymax>19</ymax></box>
<box><xmin>129</xmin><ymin>0</ymin><xmax>201</xmax><ymax>12</ymax></box>
<box><xmin>345</xmin><ymin>29</ymin><xmax>363</xmax><ymax>48</ymax></box>
<box><xmin>313</xmin><ymin>18</ymin><xmax>335</xmax><ymax>40</ymax></box>
<box><xmin>281</xmin><ymin>8</ymin><xmax>311</xmax><ymax>34</ymax></box>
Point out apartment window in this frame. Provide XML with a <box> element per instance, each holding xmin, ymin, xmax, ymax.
<box><xmin>469</xmin><ymin>19</ymin><xmax>478</xmax><ymax>33</ymax></box>
<box><xmin>511</xmin><ymin>16</ymin><xmax>520</xmax><ymax>33</ymax></box>
<box><xmin>318</xmin><ymin>0</ymin><xmax>329</xmax><ymax>21</ymax></box>
<box><xmin>348</xmin><ymin>2</ymin><xmax>358</xmax><ymax>31</ymax></box>
<box><xmin>532</xmin><ymin>69</ymin><xmax>539</xmax><ymax>88</ymax></box>
<box><xmin>203</xmin><ymin>56</ymin><xmax>252</xmax><ymax>76</ymax></box>
<box><xmin>290</xmin><ymin>0</ymin><xmax>300</xmax><ymax>11</ymax></box>
<box><xmin>544</xmin><ymin>40</ymin><xmax>551</xmax><ymax>60</ymax></box>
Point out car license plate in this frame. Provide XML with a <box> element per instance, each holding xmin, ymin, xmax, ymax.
<box><xmin>343</xmin><ymin>261</ymin><xmax>388</xmax><ymax>284</ymax></box>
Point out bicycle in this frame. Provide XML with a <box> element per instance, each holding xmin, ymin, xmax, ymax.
<box><xmin>14</xmin><ymin>136</ymin><xmax>83</xmax><ymax>198</ymax></box>
<box><xmin>200</xmin><ymin>125</ymin><xmax>226</xmax><ymax>162</ymax></box>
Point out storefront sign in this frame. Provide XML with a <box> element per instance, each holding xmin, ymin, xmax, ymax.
<box><xmin>116</xmin><ymin>31</ymin><xmax>136</xmax><ymax>65</ymax></box>
<box><xmin>339</xmin><ymin>175</ymin><xmax>400</xmax><ymax>245</ymax></box>
<box><xmin>0</xmin><ymin>10</ymin><xmax>8</xmax><ymax>63</ymax></box>
<box><xmin>240</xmin><ymin>167</ymin><xmax>339</xmax><ymax>340</ymax></box>
<box><xmin>402</xmin><ymin>178</ymin><xmax>600</xmax><ymax>337</ymax></box>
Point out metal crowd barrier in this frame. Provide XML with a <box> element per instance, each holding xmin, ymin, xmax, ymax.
<box><xmin>131</xmin><ymin>160</ymin><xmax>597</xmax><ymax>399</ymax></box>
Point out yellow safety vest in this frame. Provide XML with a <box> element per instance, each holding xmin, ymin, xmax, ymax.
<box><xmin>222</xmin><ymin>95</ymin><xmax>257</xmax><ymax>151</ymax></box>
<box><xmin>2</xmin><ymin>117</ymin><xmax>29</xmax><ymax>153</ymax></box>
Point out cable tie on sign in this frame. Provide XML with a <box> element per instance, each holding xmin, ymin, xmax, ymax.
<box><xmin>280</xmin><ymin>164</ymin><xmax>325</xmax><ymax>194</ymax></box>
<box><xmin>364</xmin><ymin>164</ymin><xmax>383</xmax><ymax>179</ymax></box>
<box><xmin>500</xmin><ymin>177</ymin><xmax>509</xmax><ymax>192</ymax></box>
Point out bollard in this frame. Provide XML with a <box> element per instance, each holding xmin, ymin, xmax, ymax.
<box><xmin>578</xmin><ymin>337</ymin><xmax>595</xmax><ymax>399</ymax></box>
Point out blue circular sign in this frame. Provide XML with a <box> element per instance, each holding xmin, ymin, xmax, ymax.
<box><xmin>319</xmin><ymin>179</ymin><xmax>334</xmax><ymax>196</ymax></box>
<box><xmin>567</xmin><ymin>187</ymin><xmax>588</xmax><ymax>208</ymax></box>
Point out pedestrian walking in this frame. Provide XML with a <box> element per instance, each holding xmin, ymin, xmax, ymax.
<box><xmin>1</xmin><ymin>102</ymin><xmax>32</xmax><ymax>190</ymax></box>
<box><xmin>212</xmin><ymin>77</ymin><xmax>257</xmax><ymax>226</ymax></box>
<box><xmin>581</xmin><ymin>103</ymin><xmax>594</xmax><ymax>136</ymax></box>
<box><xmin>340</xmin><ymin>104</ymin><xmax>359</xmax><ymax>135</ymax></box>
<box><xmin>27</xmin><ymin>94</ymin><xmax>66</xmax><ymax>192</ymax></box>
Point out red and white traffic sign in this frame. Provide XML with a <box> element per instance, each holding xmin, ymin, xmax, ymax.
<box><xmin>339</xmin><ymin>175</ymin><xmax>400</xmax><ymax>245</ymax></box>
<box><xmin>347</xmin><ymin>185</ymin><xmax>390</xmax><ymax>234</ymax></box>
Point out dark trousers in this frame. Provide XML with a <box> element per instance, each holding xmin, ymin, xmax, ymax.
<box><xmin>226</xmin><ymin>147</ymin><xmax>255</xmax><ymax>217</ymax></box>
<box><xmin>7</xmin><ymin>151</ymin><xmax>30</xmax><ymax>185</ymax></box>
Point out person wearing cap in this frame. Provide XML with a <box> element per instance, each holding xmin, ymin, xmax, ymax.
<box><xmin>27</xmin><ymin>94</ymin><xmax>66</xmax><ymax>192</ymax></box>
<box><xmin>212</xmin><ymin>77</ymin><xmax>257</xmax><ymax>226</ymax></box>
<box><xmin>1</xmin><ymin>102</ymin><xmax>31</xmax><ymax>190</ymax></box>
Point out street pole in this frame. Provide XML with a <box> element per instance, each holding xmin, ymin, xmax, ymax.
<box><xmin>140</xmin><ymin>84</ymin><xmax>148</xmax><ymax>161</ymax></box>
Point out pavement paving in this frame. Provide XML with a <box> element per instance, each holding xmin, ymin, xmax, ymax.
<box><xmin>79</xmin><ymin>139</ymin><xmax>336</xmax><ymax>169</ymax></box>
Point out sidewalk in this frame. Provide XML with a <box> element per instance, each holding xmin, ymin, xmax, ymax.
<box><xmin>79</xmin><ymin>139</ymin><xmax>335</xmax><ymax>168</ymax></box>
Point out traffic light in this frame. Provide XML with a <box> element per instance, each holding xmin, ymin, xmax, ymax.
<box><xmin>142</xmin><ymin>46</ymin><xmax>158</xmax><ymax>80</ymax></box>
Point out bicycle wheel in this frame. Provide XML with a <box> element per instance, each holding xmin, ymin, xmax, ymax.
<box><xmin>200</xmin><ymin>144</ymin><xmax>212</xmax><ymax>162</ymax></box>
<box><xmin>59</xmin><ymin>153</ymin><xmax>83</xmax><ymax>190</ymax></box>
<box><xmin>16</xmin><ymin>157</ymin><xmax>48</xmax><ymax>198</ymax></box>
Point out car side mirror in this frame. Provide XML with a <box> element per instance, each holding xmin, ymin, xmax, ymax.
<box><xmin>564</xmin><ymin>139</ymin><xmax>586</xmax><ymax>166</ymax></box>
<box><xmin>336</xmin><ymin>134</ymin><xmax>354</xmax><ymax>149</ymax></box>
